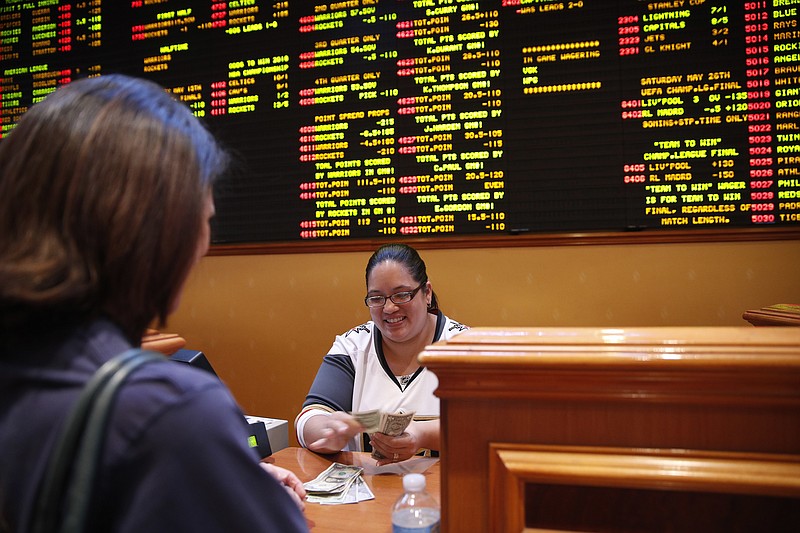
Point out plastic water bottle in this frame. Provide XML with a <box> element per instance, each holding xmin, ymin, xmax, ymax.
<box><xmin>391</xmin><ymin>473</ymin><xmax>441</xmax><ymax>533</ymax></box>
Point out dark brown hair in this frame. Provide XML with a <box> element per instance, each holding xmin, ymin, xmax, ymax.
<box><xmin>365</xmin><ymin>243</ymin><xmax>439</xmax><ymax>311</ymax></box>
<box><xmin>0</xmin><ymin>75</ymin><xmax>229</xmax><ymax>342</ymax></box>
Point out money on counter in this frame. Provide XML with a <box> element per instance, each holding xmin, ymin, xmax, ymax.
<box><xmin>303</xmin><ymin>463</ymin><xmax>374</xmax><ymax>505</ymax></box>
<box><xmin>304</xmin><ymin>462</ymin><xmax>363</xmax><ymax>494</ymax></box>
<box><xmin>307</xmin><ymin>476</ymin><xmax>375</xmax><ymax>505</ymax></box>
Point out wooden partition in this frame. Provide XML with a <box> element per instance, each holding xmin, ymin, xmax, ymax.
<box><xmin>418</xmin><ymin>327</ymin><xmax>800</xmax><ymax>533</ymax></box>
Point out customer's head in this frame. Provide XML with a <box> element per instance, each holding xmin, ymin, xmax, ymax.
<box><xmin>0</xmin><ymin>74</ymin><xmax>229</xmax><ymax>341</ymax></box>
<box><xmin>364</xmin><ymin>243</ymin><xmax>439</xmax><ymax>342</ymax></box>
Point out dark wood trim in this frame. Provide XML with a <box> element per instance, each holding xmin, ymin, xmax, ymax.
<box><xmin>489</xmin><ymin>443</ymin><xmax>800</xmax><ymax>533</ymax></box>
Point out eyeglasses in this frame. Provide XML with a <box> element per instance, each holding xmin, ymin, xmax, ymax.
<box><xmin>364</xmin><ymin>282</ymin><xmax>426</xmax><ymax>308</ymax></box>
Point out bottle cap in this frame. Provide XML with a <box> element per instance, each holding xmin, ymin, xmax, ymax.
<box><xmin>402</xmin><ymin>473</ymin><xmax>426</xmax><ymax>492</ymax></box>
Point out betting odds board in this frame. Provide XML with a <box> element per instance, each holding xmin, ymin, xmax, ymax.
<box><xmin>1</xmin><ymin>1</ymin><xmax>798</xmax><ymax>244</ymax></box>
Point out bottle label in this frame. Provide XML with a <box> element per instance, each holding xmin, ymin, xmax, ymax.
<box><xmin>392</xmin><ymin>524</ymin><xmax>440</xmax><ymax>533</ymax></box>
<box><xmin>392</xmin><ymin>509</ymin><xmax>440</xmax><ymax>533</ymax></box>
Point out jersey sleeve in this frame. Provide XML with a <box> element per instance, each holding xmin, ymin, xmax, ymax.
<box><xmin>295</xmin><ymin>329</ymin><xmax>366</xmax><ymax>447</ymax></box>
<box><xmin>301</xmin><ymin>352</ymin><xmax>356</xmax><ymax>412</ymax></box>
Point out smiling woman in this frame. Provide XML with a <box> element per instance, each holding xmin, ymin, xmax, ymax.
<box><xmin>294</xmin><ymin>243</ymin><xmax>468</xmax><ymax>464</ymax></box>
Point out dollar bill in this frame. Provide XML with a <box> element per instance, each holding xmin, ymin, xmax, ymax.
<box><xmin>351</xmin><ymin>409</ymin><xmax>415</xmax><ymax>436</ymax></box>
<box><xmin>350</xmin><ymin>409</ymin><xmax>383</xmax><ymax>433</ymax></box>
<box><xmin>350</xmin><ymin>409</ymin><xmax>416</xmax><ymax>460</ymax></box>
<box><xmin>380</xmin><ymin>411</ymin><xmax>414</xmax><ymax>437</ymax></box>
<box><xmin>303</xmin><ymin>462</ymin><xmax>363</xmax><ymax>494</ymax></box>
<box><xmin>306</xmin><ymin>476</ymin><xmax>375</xmax><ymax>505</ymax></box>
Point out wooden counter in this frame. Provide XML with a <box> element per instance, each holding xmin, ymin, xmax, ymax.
<box><xmin>267</xmin><ymin>447</ymin><xmax>440</xmax><ymax>532</ymax></box>
<box><xmin>418</xmin><ymin>326</ymin><xmax>800</xmax><ymax>532</ymax></box>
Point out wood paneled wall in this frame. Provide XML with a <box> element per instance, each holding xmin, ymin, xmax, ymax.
<box><xmin>167</xmin><ymin>239</ymin><xmax>800</xmax><ymax>444</ymax></box>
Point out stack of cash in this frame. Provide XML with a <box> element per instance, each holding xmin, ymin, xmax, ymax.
<box><xmin>351</xmin><ymin>409</ymin><xmax>415</xmax><ymax>460</ymax></box>
<box><xmin>304</xmin><ymin>463</ymin><xmax>374</xmax><ymax>504</ymax></box>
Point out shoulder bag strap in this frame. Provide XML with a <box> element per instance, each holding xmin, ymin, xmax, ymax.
<box><xmin>31</xmin><ymin>348</ymin><xmax>165</xmax><ymax>533</ymax></box>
